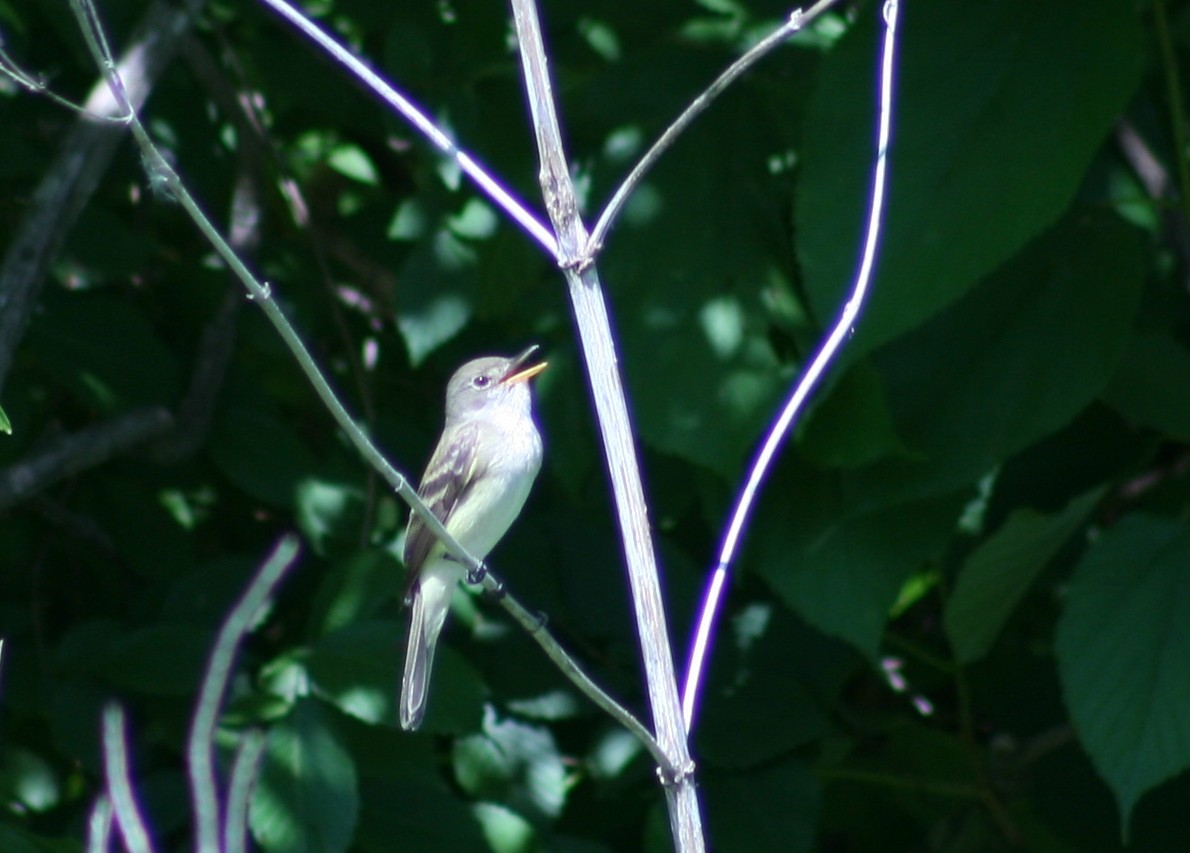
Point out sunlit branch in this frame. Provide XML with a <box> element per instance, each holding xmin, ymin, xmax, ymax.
<box><xmin>682</xmin><ymin>0</ymin><xmax>902</xmax><ymax>732</ymax></box>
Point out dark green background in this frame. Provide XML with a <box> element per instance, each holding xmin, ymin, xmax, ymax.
<box><xmin>1</xmin><ymin>0</ymin><xmax>1188</xmax><ymax>849</ymax></box>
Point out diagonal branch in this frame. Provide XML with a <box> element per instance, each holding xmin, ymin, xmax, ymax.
<box><xmin>0</xmin><ymin>0</ymin><xmax>205</xmax><ymax>395</ymax></box>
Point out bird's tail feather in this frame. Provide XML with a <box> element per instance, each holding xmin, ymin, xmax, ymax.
<box><xmin>399</xmin><ymin>569</ymin><xmax>453</xmax><ymax>730</ymax></box>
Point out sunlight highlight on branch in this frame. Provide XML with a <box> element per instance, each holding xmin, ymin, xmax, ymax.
<box><xmin>682</xmin><ymin>0</ymin><xmax>902</xmax><ymax>732</ymax></box>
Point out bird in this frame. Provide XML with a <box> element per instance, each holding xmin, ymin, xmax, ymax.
<box><xmin>400</xmin><ymin>346</ymin><xmax>546</xmax><ymax>730</ymax></box>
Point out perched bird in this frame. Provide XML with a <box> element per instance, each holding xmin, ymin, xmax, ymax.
<box><xmin>400</xmin><ymin>346</ymin><xmax>546</xmax><ymax>730</ymax></box>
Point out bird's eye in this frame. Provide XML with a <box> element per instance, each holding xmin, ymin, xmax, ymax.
<box><xmin>473</xmin><ymin>375</ymin><xmax>491</xmax><ymax>389</ymax></box>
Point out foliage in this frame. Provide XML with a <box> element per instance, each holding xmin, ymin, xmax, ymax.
<box><xmin>1</xmin><ymin>0</ymin><xmax>1189</xmax><ymax>849</ymax></box>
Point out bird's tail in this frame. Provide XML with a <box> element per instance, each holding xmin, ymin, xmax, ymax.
<box><xmin>400</xmin><ymin>568</ymin><xmax>454</xmax><ymax>730</ymax></box>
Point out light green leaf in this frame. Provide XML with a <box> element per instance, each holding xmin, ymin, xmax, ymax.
<box><xmin>394</xmin><ymin>230</ymin><xmax>477</xmax><ymax>366</ymax></box>
<box><xmin>327</xmin><ymin>143</ymin><xmax>379</xmax><ymax>186</ymax></box>
<box><xmin>452</xmin><ymin>710</ymin><xmax>566</xmax><ymax>822</ymax></box>
<box><xmin>306</xmin><ymin>621</ymin><xmax>400</xmax><ymax>726</ymax></box>
<box><xmin>251</xmin><ymin>700</ymin><xmax>359</xmax><ymax>853</ymax></box>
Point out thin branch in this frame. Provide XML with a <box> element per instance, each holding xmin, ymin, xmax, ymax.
<box><xmin>0</xmin><ymin>408</ymin><xmax>174</xmax><ymax>511</ymax></box>
<box><xmin>85</xmin><ymin>794</ymin><xmax>114</xmax><ymax>853</ymax></box>
<box><xmin>101</xmin><ymin>703</ymin><xmax>156</xmax><ymax>853</ymax></box>
<box><xmin>69</xmin><ymin>0</ymin><xmax>664</xmax><ymax>769</ymax></box>
<box><xmin>682</xmin><ymin>0</ymin><xmax>902</xmax><ymax>730</ymax></box>
<box><xmin>1115</xmin><ymin>120</ymin><xmax>1190</xmax><ymax>282</ymax></box>
<box><xmin>223</xmin><ymin>730</ymin><xmax>268</xmax><ymax>853</ymax></box>
<box><xmin>1153</xmin><ymin>0</ymin><xmax>1190</xmax><ymax>228</ymax></box>
<box><xmin>508</xmin><ymin>0</ymin><xmax>703</xmax><ymax>849</ymax></box>
<box><xmin>0</xmin><ymin>0</ymin><xmax>205</xmax><ymax>394</ymax></box>
<box><xmin>188</xmin><ymin>535</ymin><xmax>301</xmax><ymax>853</ymax></box>
<box><xmin>255</xmin><ymin>0</ymin><xmax>558</xmax><ymax>256</ymax></box>
<box><xmin>0</xmin><ymin>37</ymin><xmax>129</xmax><ymax>118</ymax></box>
<box><xmin>587</xmin><ymin>0</ymin><xmax>846</xmax><ymax>256</ymax></box>
<box><xmin>496</xmin><ymin>581</ymin><xmax>671</xmax><ymax>773</ymax></box>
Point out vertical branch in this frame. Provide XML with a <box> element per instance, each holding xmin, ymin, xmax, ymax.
<box><xmin>507</xmin><ymin>1</ymin><xmax>704</xmax><ymax>850</ymax></box>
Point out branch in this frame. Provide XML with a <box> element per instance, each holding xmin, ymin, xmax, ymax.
<box><xmin>587</xmin><ymin>0</ymin><xmax>847</xmax><ymax>255</ymax></box>
<box><xmin>70</xmin><ymin>0</ymin><xmax>664</xmax><ymax>769</ymax></box>
<box><xmin>508</xmin><ymin>0</ymin><xmax>703</xmax><ymax>849</ymax></box>
<box><xmin>0</xmin><ymin>0</ymin><xmax>205</xmax><ymax>394</ymax></box>
<box><xmin>256</xmin><ymin>0</ymin><xmax>558</xmax><ymax>256</ymax></box>
<box><xmin>101</xmin><ymin>703</ymin><xmax>156</xmax><ymax>853</ymax></box>
<box><xmin>0</xmin><ymin>407</ymin><xmax>174</xmax><ymax>511</ymax></box>
<box><xmin>681</xmin><ymin>0</ymin><xmax>902</xmax><ymax>729</ymax></box>
<box><xmin>188</xmin><ymin>535</ymin><xmax>300</xmax><ymax>852</ymax></box>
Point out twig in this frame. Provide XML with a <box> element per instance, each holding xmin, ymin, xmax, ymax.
<box><xmin>587</xmin><ymin>0</ymin><xmax>846</xmax><ymax>256</ymax></box>
<box><xmin>188</xmin><ymin>535</ymin><xmax>300</xmax><ymax>853</ymax></box>
<box><xmin>1115</xmin><ymin>120</ymin><xmax>1190</xmax><ymax>281</ymax></box>
<box><xmin>508</xmin><ymin>0</ymin><xmax>703</xmax><ymax>849</ymax></box>
<box><xmin>0</xmin><ymin>407</ymin><xmax>174</xmax><ymax>511</ymax></box>
<box><xmin>496</xmin><ymin>581</ymin><xmax>672</xmax><ymax>773</ymax></box>
<box><xmin>681</xmin><ymin>0</ymin><xmax>902</xmax><ymax>730</ymax></box>
<box><xmin>85</xmin><ymin>794</ymin><xmax>114</xmax><ymax>853</ymax></box>
<box><xmin>0</xmin><ymin>0</ymin><xmax>204</xmax><ymax>394</ymax></box>
<box><xmin>224</xmin><ymin>730</ymin><xmax>268</xmax><ymax>853</ymax></box>
<box><xmin>69</xmin><ymin>0</ymin><xmax>664</xmax><ymax>769</ymax></box>
<box><xmin>101</xmin><ymin>703</ymin><xmax>156</xmax><ymax>853</ymax></box>
<box><xmin>255</xmin><ymin>0</ymin><xmax>558</xmax><ymax>256</ymax></box>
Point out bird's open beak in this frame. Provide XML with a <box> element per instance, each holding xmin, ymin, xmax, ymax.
<box><xmin>503</xmin><ymin>345</ymin><xmax>547</xmax><ymax>384</ymax></box>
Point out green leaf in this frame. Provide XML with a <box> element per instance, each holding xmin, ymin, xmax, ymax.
<box><xmin>696</xmin><ymin>606</ymin><xmax>838</xmax><ymax>767</ymax></box>
<box><xmin>1055</xmin><ymin>515</ymin><xmax>1190</xmax><ymax>838</ymax></box>
<box><xmin>327</xmin><ymin>143</ymin><xmax>379</xmax><ymax>186</ymax></box>
<box><xmin>0</xmin><ymin>404</ymin><xmax>11</xmax><ymax>434</ymax></box>
<box><xmin>0</xmin><ymin>823</ymin><xmax>80</xmax><ymax>853</ymax></box>
<box><xmin>394</xmin><ymin>229</ymin><xmax>478</xmax><ymax>366</ymax></box>
<box><xmin>945</xmin><ymin>489</ymin><xmax>1102</xmax><ymax>663</ymax></box>
<box><xmin>295</xmin><ymin>478</ymin><xmax>367</xmax><ymax>557</ymax></box>
<box><xmin>452</xmin><ymin>711</ymin><xmax>566</xmax><ymax>823</ymax></box>
<box><xmin>854</xmin><ymin>211</ymin><xmax>1146</xmax><ymax>506</ymax></box>
<box><xmin>209</xmin><ymin>404</ymin><xmax>318</xmax><ymax>508</ymax></box>
<box><xmin>307</xmin><ymin>621</ymin><xmax>400</xmax><ymax>726</ymax></box>
<box><xmin>754</xmin><ymin>462</ymin><xmax>965</xmax><ymax>658</ymax></box>
<box><xmin>600</xmin><ymin>69</ymin><xmax>799</xmax><ymax>477</ymax></box>
<box><xmin>308</xmin><ymin>550</ymin><xmax>403</xmax><ymax>637</ymax></box>
<box><xmin>1101</xmin><ymin>331</ymin><xmax>1190</xmax><ymax>441</ymax></box>
<box><xmin>798</xmin><ymin>0</ymin><xmax>1145</xmax><ymax>356</ymax></box>
<box><xmin>0</xmin><ymin>747</ymin><xmax>60</xmax><ymax>814</ymax></box>
<box><xmin>797</xmin><ymin>359</ymin><xmax>910</xmax><ymax>468</ymax></box>
<box><xmin>251</xmin><ymin>700</ymin><xmax>359</xmax><ymax>853</ymax></box>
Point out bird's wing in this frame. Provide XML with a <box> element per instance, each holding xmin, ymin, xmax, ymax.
<box><xmin>402</xmin><ymin>421</ymin><xmax>484</xmax><ymax>580</ymax></box>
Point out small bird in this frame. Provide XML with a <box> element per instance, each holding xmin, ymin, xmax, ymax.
<box><xmin>400</xmin><ymin>346</ymin><xmax>546</xmax><ymax>730</ymax></box>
